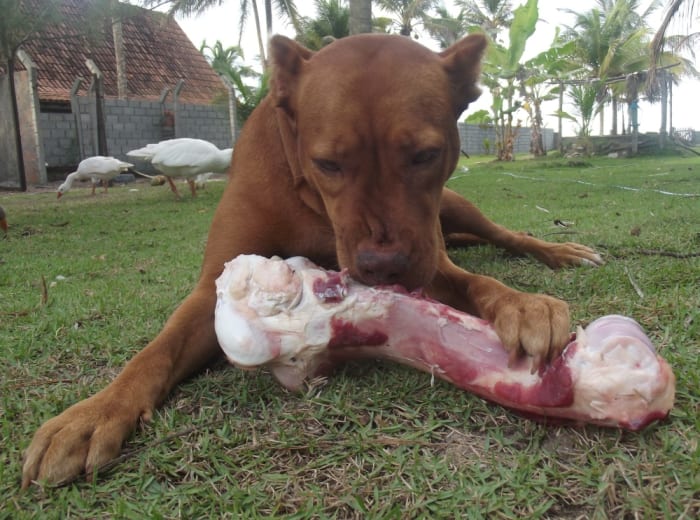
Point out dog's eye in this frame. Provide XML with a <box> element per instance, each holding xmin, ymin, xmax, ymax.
<box><xmin>313</xmin><ymin>159</ymin><xmax>341</xmax><ymax>175</ymax></box>
<box><xmin>412</xmin><ymin>148</ymin><xmax>439</xmax><ymax>166</ymax></box>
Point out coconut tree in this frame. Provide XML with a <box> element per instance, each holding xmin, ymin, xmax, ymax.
<box><xmin>651</xmin><ymin>0</ymin><xmax>699</xmax><ymax>73</ymax></box>
<box><xmin>560</xmin><ymin>83</ymin><xmax>602</xmax><ymax>138</ymax></box>
<box><xmin>200</xmin><ymin>40</ymin><xmax>264</xmax><ymax>125</ymax></box>
<box><xmin>374</xmin><ymin>0</ymin><xmax>437</xmax><ymax>37</ymax></box>
<box><xmin>561</xmin><ymin>0</ymin><xmax>664</xmax><ymax>135</ymax></box>
<box><xmin>648</xmin><ymin>2</ymin><xmax>699</xmax><ymax>140</ymax></box>
<box><xmin>157</xmin><ymin>0</ymin><xmax>300</xmax><ymax>69</ymax></box>
<box><xmin>296</xmin><ymin>0</ymin><xmax>349</xmax><ymax>49</ymax></box>
<box><xmin>455</xmin><ymin>0</ymin><xmax>513</xmax><ymax>42</ymax></box>
<box><xmin>424</xmin><ymin>4</ymin><xmax>469</xmax><ymax>49</ymax></box>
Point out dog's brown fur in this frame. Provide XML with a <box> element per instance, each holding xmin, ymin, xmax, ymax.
<box><xmin>22</xmin><ymin>34</ymin><xmax>601</xmax><ymax>488</ymax></box>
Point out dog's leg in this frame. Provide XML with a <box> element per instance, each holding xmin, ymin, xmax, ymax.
<box><xmin>21</xmin><ymin>193</ymin><xmax>272</xmax><ymax>488</ymax></box>
<box><xmin>21</xmin><ymin>286</ymin><xmax>220</xmax><ymax>488</ymax></box>
<box><xmin>439</xmin><ymin>188</ymin><xmax>603</xmax><ymax>268</ymax></box>
<box><xmin>428</xmin><ymin>248</ymin><xmax>570</xmax><ymax>368</ymax></box>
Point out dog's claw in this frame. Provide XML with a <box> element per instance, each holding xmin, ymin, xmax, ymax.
<box><xmin>581</xmin><ymin>253</ymin><xmax>604</xmax><ymax>267</ymax></box>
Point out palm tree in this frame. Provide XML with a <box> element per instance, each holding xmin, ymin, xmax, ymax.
<box><xmin>157</xmin><ymin>0</ymin><xmax>300</xmax><ymax>69</ymax></box>
<box><xmin>424</xmin><ymin>5</ymin><xmax>469</xmax><ymax>49</ymax></box>
<box><xmin>200</xmin><ymin>40</ymin><xmax>264</xmax><ymax>125</ymax></box>
<box><xmin>200</xmin><ymin>40</ymin><xmax>259</xmax><ymax>82</ymax></box>
<box><xmin>651</xmin><ymin>0</ymin><xmax>699</xmax><ymax>71</ymax></box>
<box><xmin>374</xmin><ymin>0</ymin><xmax>437</xmax><ymax>37</ymax></box>
<box><xmin>562</xmin><ymin>84</ymin><xmax>602</xmax><ymax>138</ymax></box>
<box><xmin>296</xmin><ymin>0</ymin><xmax>349</xmax><ymax>50</ymax></box>
<box><xmin>561</xmin><ymin>0</ymin><xmax>663</xmax><ymax>135</ymax></box>
<box><xmin>455</xmin><ymin>0</ymin><xmax>513</xmax><ymax>42</ymax></box>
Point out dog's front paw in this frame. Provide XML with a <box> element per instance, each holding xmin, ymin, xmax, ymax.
<box><xmin>22</xmin><ymin>393</ymin><xmax>140</xmax><ymax>488</ymax></box>
<box><xmin>489</xmin><ymin>291</ymin><xmax>571</xmax><ymax>370</ymax></box>
<box><xmin>536</xmin><ymin>241</ymin><xmax>604</xmax><ymax>269</ymax></box>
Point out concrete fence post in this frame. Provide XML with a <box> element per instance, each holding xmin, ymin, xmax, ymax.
<box><xmin>173</xmin><ymin>79</ymin><xmax>184</xmax><ymax>138</ymax></box>
<box><xmin>219</xmin><ymin>75</ymin><xmax>237</xmax><ymax>145</ymax></box>
<box><xmin>70</xmin><ymin>78</ymin><xmax>85</xmax><ymax>160</ymax></box>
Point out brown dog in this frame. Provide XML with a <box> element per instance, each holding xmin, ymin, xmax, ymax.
<box><xmin>22</xmin><ymin>33</ymin><xmax>601</xmax><ymax>487</ymax></box>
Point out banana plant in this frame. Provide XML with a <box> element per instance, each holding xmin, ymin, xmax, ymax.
<box><xmin>480</xmin><ymin>0</ymin><xmax>538</xmax><ymax>160</ymax></box>
<box><xmin>518</xmin><ymin>35</ymin><xmax>582</xmax><ymax>155</ymax></box>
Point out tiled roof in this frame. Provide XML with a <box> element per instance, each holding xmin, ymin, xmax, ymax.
<box><xmin>18</xmin><ymin>0</ymin><xmax>226</xmax><ymax>105</ymax></box>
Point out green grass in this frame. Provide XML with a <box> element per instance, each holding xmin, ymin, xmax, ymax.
<box><xmin>1</xmin><ymin>155</ymin><xmax>698</xmax><ymax>518</ymax></box>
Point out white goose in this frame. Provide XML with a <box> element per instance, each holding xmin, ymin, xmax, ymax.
<box><xmin>57</xmin><ymin>156</ymin><xmax>133</xmax><ymax>199</ymax></box>
<box><xmin>127</xmin><ymin>138</ymin><xmax>232</xmax><ymax>198</ymax></box>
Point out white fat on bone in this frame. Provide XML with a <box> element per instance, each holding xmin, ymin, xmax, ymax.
<box><xmin>215</xmin><ymin>254</ymin><xmax>675</xmax><ymax>431</ymax></box>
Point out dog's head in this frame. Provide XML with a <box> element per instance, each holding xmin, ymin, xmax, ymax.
<box><xmin>270</xmin><ymin>33</ymin><xmax>486</xmax><ymax>290</ymax></box>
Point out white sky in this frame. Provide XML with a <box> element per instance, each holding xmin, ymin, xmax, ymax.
<box><xmin>175</xmin><ymin>1</ymin><xmax>700</xmax><ymax>136</ymax></box>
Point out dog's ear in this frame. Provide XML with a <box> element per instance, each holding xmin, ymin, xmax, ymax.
<box><xmin>439</xmin><ymin>33</ymin><xmax>488</xmax><ymax>116</ymax></box>
<box><xmin>270</xmin><ymin>35</ymin><xmax>315</xmax><ymax>116</ymax></box>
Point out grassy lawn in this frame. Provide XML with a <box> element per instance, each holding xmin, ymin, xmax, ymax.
<box><xmin>1</xmin><ymin>154</ymin><xmax>698</xmax><ymax>518</ymax></box>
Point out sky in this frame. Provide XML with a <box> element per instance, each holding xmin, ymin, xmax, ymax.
<box><xmin>174</xmin><ymin>1</ymin><xmax>700</xmax><ymax>137</ymax></box>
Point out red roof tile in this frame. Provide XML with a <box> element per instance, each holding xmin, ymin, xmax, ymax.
<box><xmin>18</xmin><ymin>0</ymin><xmax>226</xmax><ymax>105</ymax></box>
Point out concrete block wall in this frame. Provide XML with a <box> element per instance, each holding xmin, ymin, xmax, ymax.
<box><xmin>457</xmin><ymin>123</ymin><xmax>554</xmax><ymax>156</ymax></box>
<box><xmin>177</xmin><ymin>104</ymin><xmax>232</xmax><ymax>149</ymax></box>
<box><xmin>40</xmin><ymin>98</ymin><xmax>232</xmax><ymax>169</ymax></box>
<box><xmin>39</xmin><ymin>110</ymin><xmax>80</xmax><ymax>167</ymax></box>
<box><xmin>102</xmin><ymin>99</ymin><xmax>164</xmax><ymax>158</ymax></box>
<box><xmin>38</xmin><ymin>107</ymin><xmax>559</xmax><ymax>171</ymax></box>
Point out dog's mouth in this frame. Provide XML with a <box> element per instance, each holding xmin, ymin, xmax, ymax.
<box><xmin>340</xmin><ymin>247</ymin><xmax>434</xmax><ymax>291</ymax></box>
<box><xmin>332</xmin><ymin>211</ymin><xmax>441</xmax><ymax>291</ymax></box>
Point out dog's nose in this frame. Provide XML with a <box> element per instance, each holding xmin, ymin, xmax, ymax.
<box><xmin>356</xmin><ymin>249</ymin><xmax>409</xmax><ymax>286</ymax></box>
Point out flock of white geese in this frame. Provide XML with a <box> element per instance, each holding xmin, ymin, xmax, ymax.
<box><xmin>1</xmin><ymin>138</ymin><xmax>233</xmax><ymax>235</ymax></box>
<box><xmin>55</xmin><ymin>138</ymin><xmax>233</xmax><ymax>200</ymax></box>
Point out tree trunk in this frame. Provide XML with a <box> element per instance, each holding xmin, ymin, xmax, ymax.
<box><xmin>111</xmin><ymin>0</ymin><xmax>127</xmax><ymax>100</ymax></box>
<box><xmin>349</xmin><ymin>0</ymin><xmax>372</xmax><ymax>35</ymax></box>
<box><xmin>659</xmin><ymin>72</ymin><xmax>668</xmax><ymax>148</ymax></box>
<box><xmin>669</xmin><ymin>79</ymin><xmax>673</xmax><ymax>135</ymax></box>
<box><xmin>531</xmin><ymin>99</ymin><xmax>544</xmax><ymax>156</ymax></box>
<box><xmin>558</xmin><ymin>81</ymin><xmax>564</xmax><ymax>152</ymax></box>
<box><xmin>265</xmin><ymin>0</ymin><xmax>273</xmax><ymax>39</ymax></box>
<box><xmin>611</xmin><ymin>96</ymin><xmax>617</xmax><ymax>135</ymax></box>
<box><xmin>252</xmin><ymin>0</ymin><xmax>267</xmax><ymax>70</ymax></box>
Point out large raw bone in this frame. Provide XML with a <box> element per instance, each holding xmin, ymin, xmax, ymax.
<box><xmin>214</xmin><ymin>255</ymin><xmax>675</xmax><ymax>431</ymax></box>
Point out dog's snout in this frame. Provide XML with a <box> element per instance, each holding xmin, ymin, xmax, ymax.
<box><xmin>356</xmin><ymin>249</ymin><xmax>409</xmax><ymax>286</ymax></box>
